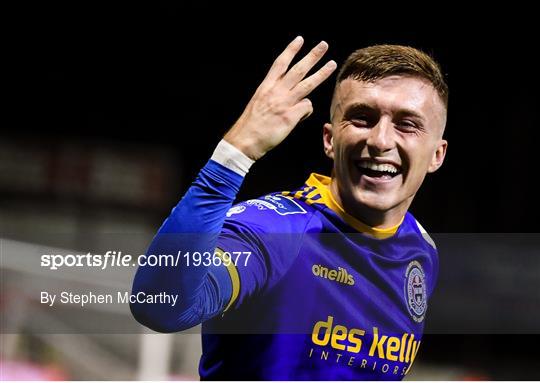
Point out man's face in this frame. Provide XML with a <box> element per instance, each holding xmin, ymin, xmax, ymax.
<box><xmin>324</xmin><ymin>75</ymin><xmax>447</xmax><ymax>221</ymax></box>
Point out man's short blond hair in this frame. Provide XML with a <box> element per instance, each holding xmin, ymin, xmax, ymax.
<box><xmin>336</xmin><ymin>45</ymin><xmax>448</xmax><ymax>109</ymax></box>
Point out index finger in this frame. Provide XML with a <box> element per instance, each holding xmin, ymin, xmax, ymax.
<box><xmin>263</xmin><ymin>36</ymin><xmax>304</xmax><ymax>84</ymax></box>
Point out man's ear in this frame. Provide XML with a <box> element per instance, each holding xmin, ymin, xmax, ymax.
<box><xmin>323</xmin><ymin>123</ymin><xmax>334</xmax><ymax>160</ymax></box>
<box><xmin>428</xmin><ymin>139</ymin><xmax>448</xmax><ymax>173</ymax></box>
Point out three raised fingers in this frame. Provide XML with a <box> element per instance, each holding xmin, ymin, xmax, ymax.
<box><xmin>281</xmin><ymin>40</ymin><xmax>330</xmax><ymax>89</ymax></box>
<box><xmin>262</xmin><ymin>36</ymin><xmax>337</xmax><ymax>103</ymax></box>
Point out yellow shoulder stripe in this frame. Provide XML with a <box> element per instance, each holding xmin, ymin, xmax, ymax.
<box><xmin>215</xmin><ymin>248</ymin><xmax>240</xmax><ymax>312</ymax></box>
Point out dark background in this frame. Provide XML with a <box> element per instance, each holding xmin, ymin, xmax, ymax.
<box><xmin>15</xmin><ymin>2</ymin><xmax>539</xmax><ymax>232</ymax></box>
<box><xmin>4</xmin><ymin>2</ymin><xmax>539</xmax><ymax>380</ymax></box>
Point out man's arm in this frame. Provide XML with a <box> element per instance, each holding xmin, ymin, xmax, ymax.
<box><xmin>130</xmin><ymin>36</ymin><xmax>336</xmax><ymax>332</ymax></box>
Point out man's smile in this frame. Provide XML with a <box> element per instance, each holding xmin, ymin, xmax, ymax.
<box><xmin>353</xmin><ymin>158</ymin><xmax>403</xmax><ymax>184</ymax></box>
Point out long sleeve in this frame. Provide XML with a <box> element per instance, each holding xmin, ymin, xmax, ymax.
<box><xmin>130</xmin><ymin>141</ymin><xmax>253</xmax><ymax>332</ymax></box>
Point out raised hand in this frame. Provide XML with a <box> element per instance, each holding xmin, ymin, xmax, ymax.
<box><xmin>224</xmin><ymin>36</ymin><xmax>337</xmax><ymax>161</ymax></box>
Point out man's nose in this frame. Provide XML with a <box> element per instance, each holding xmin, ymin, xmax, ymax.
<box><xmin>366</xmin><ymin>118</ymin><xmax>395</xmax><ymax>153</ymax></box>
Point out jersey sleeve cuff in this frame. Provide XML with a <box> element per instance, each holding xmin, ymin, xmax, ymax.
<box><xmin>211</xmin><ymin>139</ymin><xmax>255</xmax><ymax>177</ymax></box>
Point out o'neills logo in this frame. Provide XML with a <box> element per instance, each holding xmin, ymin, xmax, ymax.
<box><xmin>312</xmin><ymin>264</ymin><xmax>355</xmax><ymax>285</ymax></box>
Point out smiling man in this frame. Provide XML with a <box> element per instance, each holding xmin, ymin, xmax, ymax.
<box><xmin>131</xmin><ymin>37</ymin><xmax>448</xmax><ymax>380</ymax></box>
<box><xmin>326</xmin><ymin>49</ymin><xmax>447</xmax><ymax>229</ymax></box>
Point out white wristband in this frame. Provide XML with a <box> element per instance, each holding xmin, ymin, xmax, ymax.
<box><xmin>211</xmin><ymin>139</ymin><xmax>255</xmax><ymax>177</ymax></box>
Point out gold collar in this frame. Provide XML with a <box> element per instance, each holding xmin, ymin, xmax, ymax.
<box><xmin>303</xmin><ymin>173</ymin><xmax>403</xmax><ymax>239</ymax></box>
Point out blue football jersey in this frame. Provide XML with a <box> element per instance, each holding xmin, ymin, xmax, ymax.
<box><xmin>199</xmin><ymin>173</ymin><xmax>439</xmax><ymax>380</ymax></box>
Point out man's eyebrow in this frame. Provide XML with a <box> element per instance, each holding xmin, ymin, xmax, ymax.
<box><xmin>343</xmin><ymin>103</ymin><xmax>375</xmax><ymax>114</ymax></box>
<box><xmin>394</xmin><ymin>108</ymin><xmax>426</xmax><ymax>122</ymax></box>
<box><xmin>343</xmin><ymin>102</ymin><xmax>426</xmax><ymax>122</ymax></box>
<box><xmin>341</xmin><ymin>103</ymin><xmax>377</xmax><ymax>119</ymax></box>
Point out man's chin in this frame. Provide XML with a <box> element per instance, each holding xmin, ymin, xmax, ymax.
<box><xmin>350</xmin><ymin>189</ymin><xmax>397</xmax><ymax>215</ymax></box>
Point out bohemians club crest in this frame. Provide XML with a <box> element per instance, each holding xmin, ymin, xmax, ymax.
<box><xmin>405</xmin><ymin>260</ymin><xmax>427</xmax><ymax>323</ymax></box>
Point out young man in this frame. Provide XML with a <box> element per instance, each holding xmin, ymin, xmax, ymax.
<box><xmin>131</xmin><ymin>36</ymin><xmax>448</xmax><ymax>380</ymax></box>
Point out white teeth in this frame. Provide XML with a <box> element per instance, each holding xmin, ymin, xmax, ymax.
<box><xmin>358</xmin><ymin>160</ymin><xmax>399</xmax><ymax>173</ymax></box>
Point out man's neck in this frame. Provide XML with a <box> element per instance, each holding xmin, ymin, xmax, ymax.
<box><xmin>329</xmin><ymin>178</ymin><xmax>410</xmax><ymax>230</ymax></box>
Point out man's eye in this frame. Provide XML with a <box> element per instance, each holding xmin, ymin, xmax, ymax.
<box><xmin>350</xmin><ymin>117</ymin><xmax>370</xmax><ymax>127</ymax></box>
<box><xmin>397</xmin><ymin>121</ymin><xmax>418</xmax><ymax>131</ymax></box>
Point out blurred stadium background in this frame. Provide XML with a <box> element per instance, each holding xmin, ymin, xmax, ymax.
<box><xmin>2</xmin><ymin>2</ymin><xmax>539</xmax><ymax>380</ymax></box>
